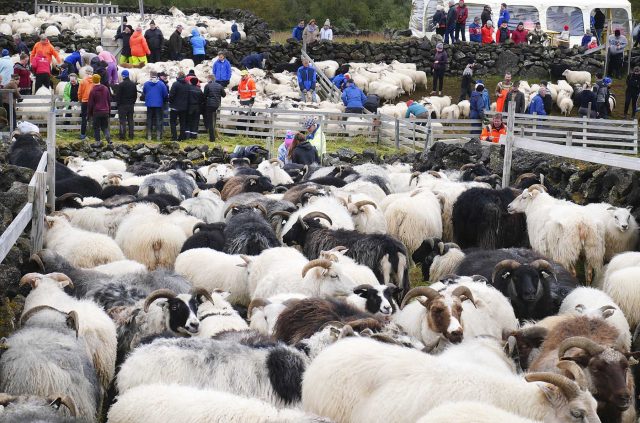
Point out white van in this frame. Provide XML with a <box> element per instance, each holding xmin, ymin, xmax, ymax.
<box><xmin>410</xmin><ymin>0</ymin><xmax>632</xmax><ymax>46</ymax></box>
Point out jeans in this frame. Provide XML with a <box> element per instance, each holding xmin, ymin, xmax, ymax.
<box><xmin>300</xmin><ymin>89</ymin><xmax>318</xmax><ymax>102</ymax></box>
<box><xmin>597</xmin><ymin>102</ymin><xmax>608</xmax><ymax>119</ymax></box>
<box><xmin>193</xmin><ymin>54</ymin><xmax>205</xmax><ymax>65</ymax></box>
<box><xmin>624</xmin><ymin>91</ymin><xmax>639</xmax><ymax>117</ymax></box>
<box><xmin>169</xmin><ymin>109</ymin><xmax>187</xmax><ymax>140</ymax></box>
<box><xmin>147</xmin><ymin>107</ymin><xmax>163</xmax><ymax>140</ymax></box>
<box><xmin>204</xmin><ymin>106</ymin><xmax>218</xmax><ymax>141</ymax></box>
<box><xmin>595</xmin><ymin>28</ymin><xmax>603</xmax><ymax>44</ymax></box>
<box><xmin>432</xmin><ymin>68</ymin><xmax>445</xmax><ymax>92</ymax></box>
<box><xmin>80</xmin><ymin>102</ymin><xmax>89</xmax><ymax>136</ymax></box>
<box><xmin>92</xmin><ymin>113</ymin><xmax>111</xmax><ymax>143</ymax></box>
<box><xmin>455</xmin><ymin>22</ymin><xmax>466</xmax><ymax>41</ymax></box>
<box><xmin>187</xmin><ymin>109</ymin><xmax>200</xmax><ymax>138</ymax></box>
<box><xmin>118</xmin><ymin>104</ymin><xmax>134</xmax><ymax>138</ymax></box>
<box><xmin>444</xmin><ymin>25</ymin><xmax>455</xmax><ymax>44</ymax></box>
<box><xmin>34</xmin><ymin>73</ymin><xmax>50</xmax><ymax>92</ymax></box>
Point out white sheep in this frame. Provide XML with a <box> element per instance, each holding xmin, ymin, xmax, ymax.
<box><xmin>562</xmin><ymin>69</ymin><xmax>592</xmax><ymax>86</ymax></box>
<box><xmin>241</xmin><ymin>247</ymin><xmax>308</xmax><ymax>298</ymax></box>
<box><xmin>584</xmin><ymin>203</ymin><xmax>639</xmax><ymax>261</ymax></box>
<box><xmin>417</xmin><ymin>401</ymin><xmax>542</xmax><ymax>423</ymax></box>
<box><xmin>90</xmin><ymin>260</ymin><xmax>147</xmax><ymax>275</ymax></box>
<box><xmin>598</xmin><ymin>251</ymin><xmax>640</xmax><ymax>288</ymax></box>
<box><xmin>558</xmin><ymin>97</ymin><xmax>574</xmax><ymax>116</ymax></box>
<box><xmin>457</xmin><ymin>100</ymin><xmax>470</xmax><ymax>118</ymax></box>
<box><xmin>344</xmin><ymin>195</ymin><xmax>387</xmax><ymax>234</ymax></box>
<box><xmin>44</xmin><ymin>215</ymin><xmax>126</xmax><ymax>268</ymax></box>
<box><xmin>257</xmin><ymin>159</ymin><xmax>294</xmax><ymax>185</ymax></box>
<box><xmin>440</xmin><ymin>104</ymin><xmax>460</xmax><ymax>120</ymax></box>
<box><xmin>180</xmin><ymin>189</ymin><xmax>225</xmax><ymax>224</ymax></box>
<box><xmin>603</xmin><ymin>267</ymin><xmax>640</xmax><ymax>330</ymax></box>
<box><xmin>195</xmin><ymin>290</ymin><xmax>248</xmax><ymax>338</ymax></box>
<box><xmin>280</xmin><ymin>195</ymin><xmax>354</xmax><ymax>241</ymax></box>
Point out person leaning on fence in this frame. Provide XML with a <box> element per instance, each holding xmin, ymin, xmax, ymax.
<box><xmin>528</xmin><ymin>22</ymin><xmax>547</xmax><ymax>45</ymax></box>
<box><xmin>238</xmin><ymin>70</ymin><xmax>257</xmax><ymax>106</ymax></box>
<box><xmin>145</xmin><ymin>20</ymin><xmax>164</xmax><ymax>63</ymax></box>
<box><xmin>190</xmin><ymin>28</ymin><xmax>207</xmax><ymax>66</ymax></box>
<box><xmin>624</xmin><ymin>67</ymin><xmax>640</xmax><ymax>119</ymax></box>
<box><xmin>87</xmin><ymin>73</ymin><xmax>112</xmax><ymax>147</ymax></box>
<box><xmin>470</xmin><ymin>83</ymin><xmax>485</xmax><ymax>132</ymax></box>
<box><xmin>186</xmin><ymin>78</ymin><xmax>204</xmax><ymax>139</ymax></box>
<box><xmin>364</xmin><ymin>94</ymin><xmax>380</xmax><ymax>113</ymax></box>
<box><xmin>62</xmin><ymin>72</ymin><xmax>79</xmax><ymax>124</ymax></box>
<box><xmin>143</xmin><ymin>71</ymin><xmax>169</xmax><ymax>141</ymax></box>
<box><xmin>459</xmin><ymin>60</ymin><xmax>475</xmax><ymax>101</ymax></box>
<box><xmin>290</xmin><ymin>131</ymin><xmax>320</xmax><ymax>165</ymax></box>
<box><xmin>444</xmin><ymin>0</ymin><xmax>457</xmax><ymax>44</ymax></box>
<box><xmin>511</xmin><ymin>22</ymin><xmax>528</xmax><ymax>44</ymax></box>
<box><xmin>431</xmin><ymin>42</ymin><xmax>447</xmax><ymax>96</ymax></box>
<box><xmin>2</xmin><ymin>74</ymin><xmax>21</xmax><ymax>130</ymax></box>
<box><xmin>454</xmin><ymin>0</ymin><xmax>468</xmax><ymax>42</ymax></box>
<box><xmin>278</xmin><ymin>131</ymin><xmax>296</xmax><ymax>163</ymax></box>
<box><xmin>527</xmin><ymin>87</ymin><xmax>547</xmax><ymax>115</ymax></box>
<box><xmin>168</xmin><ymin>25</ymin><xmax>184</xmax><ymax>61</ymax></box>
<box><xmin>213</xmin><ymin>52</ymin><xmax>232</xmax><ymax>88</ymax></box>
<box><xmin>115</xmin><ymin>25</ymin><xmax>134</xmax><ymax>64</ymax></box>
<box><xmin>508</xmin><ymin>83</ymin><xmax>525</xmax><ymax>113</ymax></box>
<box><xmin>114</xmin><ymin>69</ymin><xmax>137</xmax><ymax>140</ymax></box>
<box><xmin>203</xmin><ymin>74</ymin><xmax>226</xmax><ymax>142</ymax></box>
<box><xmin>405</xmin><ymin>100</ymin><xmax>430</xmax><ymax>120</ymax></box>
<box><xmin>480</xmin><ymin>113</ymin><xmax>507</xmax><ymax>143</ymax></box>
<box><xmin>578</xmin><ymin>82</ymin><xmax>598</xmax><ymax>118</ymax></box>
<box><xmin>342</xmin><ymin>79</ymin><xmax>367</xmax><ymax>114</ymax></box>
<box><xmin>129</xmin><ymin>26</ymin><xmax>151</xmax><ymax>66</ymax></box>
<box><xmin>297</xmin><ymin>58</ymin><xmax>318</xmax><ymax>103</ymax></box>
<box><xmin>432</xmin><ymin>5</ymin><xmax>447</xmax><ymax>37</ymax></box>
<box><xmin>32</xmin><ymin>52</ymin><xmax>52</xmax><ymax>92</ymax></box>
<box><xmin>304</xmin><ymin>117</ymin><xmax>326</xmax><ymax>156</ymax></box>
<box><xmin>496</xmin><ymin>21</ymin><xmax>510</xmax><ymax>43</ymax></box>
<box><xmin>78</xmin><ymin>68</ymin><xmax>95</xmax><ymax>141</ymax></box>
<box><xmin>481</xmin><ymin>21</ymin><xmax>494</xmax><ymax>44</ymax></box>
<box><xmin>168</xmin><ymin>71</ymin><xmax>189</xmax><ymax>140</ymax></box>
<box><xmin>469</xmin><ymin>17</ymin><xmax>482</xmax><ymax>42</ymax></box>
<box><xmin>63</xmin><ymin>49</ymin><xmax>83</xmax><ymax>73</ymax></box>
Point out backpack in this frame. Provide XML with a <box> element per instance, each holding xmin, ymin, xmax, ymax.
<box><xmin>596</xmin><ymin>83</ymin><xmax>608</xmax><ymax>103</ymax></box>
<box><xmin>230</xmin><ymin>144</ymin><xmax>269</xmax><ymax>164</ymax></box>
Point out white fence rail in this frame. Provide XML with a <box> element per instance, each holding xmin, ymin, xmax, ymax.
<box><xmin>35</xmin><ymin>1</ymin><xmax>119</xmax><ymax>15</ymax></box>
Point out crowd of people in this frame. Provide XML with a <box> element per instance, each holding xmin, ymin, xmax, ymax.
<box><xmin>292</xmin><ymin>19</ymin><xmax>334</xmax><ymax>44</ymax></box>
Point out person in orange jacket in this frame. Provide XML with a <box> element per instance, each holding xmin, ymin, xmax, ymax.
<box><xmin>30</xmin><ymin>34</ymin><xmax>61</xmax><ymax>64</ymax></box>
<box><xmin>238</xmin><ymin>70</ymin><xmax>256</xmax><ymax>106</ymax></box>
<box><xmin>480</xmin><ymin>113</ymin><xmax>507</xmax><ymax>143</ymax></box>
<box><xmin>129</xmin><ymin>26</ymin><xmax>151</xmax><ymax>66</ymax></box>
<box><xmin>77</xmin><ymin>68</ymin><xmax>96</xmax><ymax>140</ymax></box>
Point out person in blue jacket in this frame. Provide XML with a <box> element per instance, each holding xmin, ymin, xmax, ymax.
<box><xmin>297</xmin><ymin>58</ymin><xmax>317</xmax><ymax>102</ymax></box>
<box><xmin>230</xmin><ymin>23</ymin><xmax>241</xmax><ymax>43</ymax></box>
<box><xmin>241</xmin><ymin>52</ymin><xmax>268</xmax><ymax>70</ymax></box>
<box><xmin>469</xmin><ymin>83</ymin><xmax>485</xmax><ymax>133</ymax></box>
<box><xmin>341</xmin><ymin>79</ymin><xmax>367</xmax><ymax>113</ymax></box>
<box><xmin>213</xmin><ymin>52</ymin><xmax>232</xmax><ymax>87</ymax></box>
<box><xmin>64</xmin><ymin>49</ymin><xmax>84</xmax><ymax>73</ymax></box>
<box><xmin>142</xmin><ymin>71</ymin><xmax>169</xmax><ymax>140</ymax></box>
<box><xmin>476</xmin><ymin>80</ymin><xmax>490</xmax><ymax>110</ymax></box>
<box><xmin>497</xmin><ymin>3</ymin><xmax>510</xmax><ymax>26</ymax></box>
<box><xmin>292</xmin><ymin>20</ymin><xmax>305</xmax><ymax>41</ymax></box>
<box><xmin>190</xmin><ymin>28</ymin><xmax>207</xmax><ymax>66</ymax></box>
<box><xmin>527</xmin><ymin>87</ymin><xmax>547</xmax><ymax>115</ymax></box>
<box><xmin>405</xmin><ymin>100</ymin><xmax>429</xmax><ymax>118</ymax></box>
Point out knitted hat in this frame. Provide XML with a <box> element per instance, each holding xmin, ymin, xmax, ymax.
<box><xmin>240</xmin><ymin>70</ymin><xmax>249</xmax><ymax>76</ymax></box>
<box><xmin>122</xmin><ymin>69</ymin><xmax>129</xmax><ymax>78</ymax></box>
<box><xmin>563</xmin><ymin>25</ymin><xmax>569</xmax><ymax>30</ymax></box>
<box><xmin>92</xmin><ymin>74</ymin><xmax>101</xmax><ymax>83</ymax></box>
<box><xmin>302</xmin><ymin>117</ymin><xmax>318</xmax><ymax>128</ymax></box>
<box><xmin>406</xmin><ymin>100</ymin><xmax>414</xmax><ymax>106</ymax></box>
<box><xmin>284</xmin><ymin>130</ymin><xmax>295</xmax><ymax>147</ymax></box>
<box><xmin>1</xmin><ymin>49</ymin><xmax>8</xmax><ymax>56</ymax></box>
<box><xmin>150</xmin><ymin>20</ymin><xmax>156</xmax><ymax>25</ymax></box>
<box><xmin>603</xmin><ymin>77</ymin><xmax>612</xmax><ymax>85</ymax></box>
<box><xmin>324</xmin><ymin>19</ymin><xmax>330</xmax><ymax>26</ymax></box>
<box><xmin>436</xmin><ymin>42</ymin><xmax>444</xmax><ymax>49</ymax></box>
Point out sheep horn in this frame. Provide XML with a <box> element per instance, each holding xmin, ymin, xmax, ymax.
<box><xmin>409</xmin><ymin>172</ymin><xmax>421</xmax><ymax>185</ymax></box>
<box><xmin>426</xmin><ymin>170</ymin><xmax>442</xmax><ymax>178</ymax></box>
<box><xmin>491</xmin><ymin>260</ymin><xmax>521</xmax><ymax>284</ymax></box>
<box><xmin>556</xmin><ymin>360</ymin><xmax>589</xmax><ymax>391</ymax></box>
<box><xmin>274</xmin><ymin>186</ymin><xmax>288</xmax><ymax>194</ymax></box>
<box><xmin>460</xmin><ymin>163</ymin><xmax>476</xmax><ymax>171</ymax></box>
<box><xmin>223</xmin><ymin>203</ymin><xmax>241</xmax><ymax>218</ymax></box>
<box><xmin>444</xmin><ymin>242</ymin><xmax>461</xmax><ymax>250</ymax></box>
<box><xmin>67</xmin><ymin>310</ymin><xmax>79</xmax><ymax>339</ymax></box>
<box><xmin>320</xmin><ymin>320</ymin><xmax>346</xmax><ymax>331</ymax></box>
<box><xmin>191</xmin><ymin>287</ymin><xmax>215</xmax><ymax>306</ymax></box>
<box><xmin>63</xmin><ymin>156</ymin><xmax>72</xmax><ymax>165</ymax></box>
<box><xmin>20</xmin><ymin>305</ymin><xmax>62</xmax><ymax>327</ymax></box>
<box><xmin>192</xmin><ymin>222</ymin><xmax>207</xmax><ymax>233</ymax></box>
<box><xmin>558</xmin><ymin>336</ymin><xmax>605</xmax><ymax>359</ymax></box>
<box><xmin>515</xmin><ymin>172</ymin><xmax>538</xmax><ymax>185</ymax></box>
<box><xmin>451</xmin><ymin>285</ymin><xmax>476</xmax><ymax>307</ymax></box>
<box><xmin>207</xmin><ymin>163</ymin><xmax>218</xmax><ymax>171</ymax></box>
<box><xmin>353</xmin><ymin>200</ymin><xmax>377</xmax><ymax>209</ymax></box>
<box><xmin>409</xmin><ymin>189</ymin><xmax>424</xmax><ymax>198</ymax></box>
<box><xmin>301</xmin><ymin>259</ymin><xmax>333</xmax><ymax>278</ymax></box>
<box><xmin>19</xmin><ymin>272</ymin><xmax>43</xmax><ymax>288</ymax></box>
<box><xmin>527</xmin><ymin>184</ymin><xmax>547</xmax><ymax>193</ymax></box>
<box><xmin>237</xmin><ymin>255</ymin><xmax>251</xmax><ymax>268</ymax></box>
<box><xmin>29</xmin><ymin>253</ymin><xmax>45</xmax><ymax>272</ymax></box>
<box><xmin>144</xmin><ymin>289</ymin><xmax>177</xmax><ymax>312</ymax></box>
<box><xmin>529</xmin><ymin>260</ymin><xmax>555</xmax><ymax>278</ymax></box>
<box><xmin>247</xmin><ymin>298</ymin><xmax>271</xmax><ymax>319</ymax></box>
<box><xmin>303</xmin><ymin>211</ymin><xmax>333</xmax><ymax>226</ymax></box>
<box><xmin>56</xmin><ymin>192</ymin><xmax>84</xmax><ymax>202</ymax></box>
<box><xmin>400</xmin><ymin>286</ymin><xmax>441</xmax><ymax>309</ymax></box>
<box><xmin>525</xmin><ymin>372</ymin><xmax>580</xmax><ymax>400</ymax></box>
<box><xmin>47</xmin><ymin>395</ymin><xmax>78</xmax><ymax>417</ymax></box>
<box><xmin>250</xmin><ymin>203</ymin><xmax>268</xmax><ymax>217</ymax></box>
<box><xmin>46</xmin><ymin>272</ymin><xmax>74</xmax><ymax>288</ymax></box>
<box><xmin>352</xmin><ymin>284</ymin><xmax>373</xmax><ymax>293</ymax></box>
<box><xmin>299</xmin><ymin>187</ymin><xmax>320</xmax><ymax>198</ymax></box>
<box><xmin>598</xmin><ymin>305</ymin><xmax>617</xmax><ymax>319</ymax></box>
<box><xmin>0</xmin><ymin>393</ymin><xmax>17</xmax><ymax>406</ymax></box>
<box><xmin>270</xmin><ymin>210</ymin><xmax>292</xmax><ymax>220</ymax></box>
<box><xmin>328</xmin><ymin>246</ymin><xmax>348</xmax><ymax>252</ymax></box>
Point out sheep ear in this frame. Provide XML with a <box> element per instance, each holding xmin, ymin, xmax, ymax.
<box><xmin>626</xmin><ymin>206</ymin><xmax>633</xmax><ymax>211</ymax></box>
<box><xmin>44</xmin><ymin>217</ymin><xmax>54</xmax><ymax>229</ymax></box>
<box><xmin>538</xmin><ymin>384</ymin><xmax>563</xmax><ymax>408</ymax></box>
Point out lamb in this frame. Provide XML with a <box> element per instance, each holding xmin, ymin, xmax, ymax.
<box><xmin>562</xmin><ymin>69</ymin><xmax>592</xmax><ymax>86</ymax></box>
<box><xmin>195</xmin><ymin>290</ymin><xmax>248</xmax><ymax>337</ymax></box>
<box><xmin>507</xmin><ymin>184</ymin><xmax>605</xmax><ymax>284</ymax></box>
<box><xmin>417</xmin><ymin>402</ymin><xmax>543</xmax><ymax>423</ymax></box>
<box><xmin>0</xmin><ymin>306</ymin><xmax>100</xmax><ymax>421</ymax></box>
<box><xmin>116</xmin><ymin>336</ymin><xmax>308</xmax><ymax>408</ymax></box>
<box><xmin>440</xmin><ymin>104</ymin><xmax>460</xmax><ymax>119</ymax></box>
<box><xmin>174</xmin><ymin>248</ymin><xmax>249</xmax><ymax>306</ymax></box>
<box><xmin>20</xmin><ymin>272</ymin><xmax>117</xmax><ymax>393</ymax></box>
<box><xmin>457</xmin><ymin>100</ymin><xmax>470</xmax><ymax>118</ymax></box>
<box><xmin>302</xmin><ymin>337</ymin><xmax>599</xmax><ymax>423</ymax></box>
<box><xmin>44</xmin><ymin>214</ymin><xmax>126</xmax><ymax>268</ymax></box>
<box><xmin>107</xmin><ymin>384</ymin><xmax>331</xmax><ymax>423</ymax></box>
<box><xmin>412</xmin><ymin>238</ymin><xmax>465</xmax><ymax>282</ymax></box>
<box><xmin>584</xmin><ymin>203</ymin><xmax>639</xmax><ymax>261</ymax></box>
<box><xmin>138</xmin><ymin>169</ymin><xmax>198</xmax><ymax>200</ymax></box>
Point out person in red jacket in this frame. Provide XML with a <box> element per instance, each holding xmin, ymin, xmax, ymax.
<box><xmin>454</xmin><ymin>0</ymin><xmax>468</xmax><ymax>42</ymax></box>
<box><xmin>511</xmin><ymin>21</ymin><xmax>528</xmax><ymax>44</ymax></box>
<box><xmin>13</xmin><ymin>53</ymin><xmax>31</xmax><ymax>94</ymax></box>
<box><xmin>496</xmin><ymin>21</ymin><xmax>511</xmax><ymax>43</ymax></box>
<box><xmin>31</xmin><ymin>53</ymin><xmax>52</xmax><ymax>92</ymax></box>
<box><xmin>481</xmin><ymin>20</ymin><xmax>494</xmax><ymax>44</ymax></box>
<box><xmin>87</xmin><ymin>73</ymin><xmax>112</xmax><ymax>146</ymax></box>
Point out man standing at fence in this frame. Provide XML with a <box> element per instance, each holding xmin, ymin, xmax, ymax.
<box><xmin>87</xmin><ymin>74</ymin><xmax>112</xmax><ymax>147</ymax></box>
<box><xmin>145</xmin><ymin>20</ymin><xmax>164</xmax><ymax>63</ymax></box>
<box><xmin>186</xmin><ymin>78</ymin><xmax>204</xmax><ymax>139</ymax></box>
<box><xmin>143</xmin><ymin>70</ymin><xmax>168</xmax><ymax>141</ymax></box>
<box><xmin>527</xmin><ymin>87</ymin><xmax>547</xmax><ymax>115</ymax></box>
<box><xmin>63</xmin><ymin>73</ymin><xmax>79</xmax><ymax>125</ymax></box>
<box><xmin>203</xmin><ymin>74</ymin><xmax>225</xmax><ymax>142</ymax></box>
<box><xmin>238</xmin><ymin>70</ymin><xmax>257</xmax><ymax>106</ymax></box>
<box><xmin>297</xmin><ymin>58</ymin><xmax>317</xmax><ymax>103</ymax></box>
<box><xmin>78</xmin><ymin>68</ymin><xmax>95</xmax><ymax>141</ymax></box>
<box><xmin>508</xmin><ymin>83</ymin><xmax>525</xmax><ymax>113</ymax></box>
<box><xmin>494</xmin><ymin>72</ymin><xmax>512</xmax><ymax>112</ymax></box>
<box><xmin>213</xmin><ymin>52</ymin><xmax>232</xmax><ymax>88</ymax></box>
<box><xmin>32</xmin><ymin>52</ymin><xmax>52</xmax><ymax>92</ymax></box>
<box><xmin>168</xmin><ymin>71</ymin><xmax>189</xmax><ymax>140</ymax></box>
<box><xmin>115</xmin><ymin>25</ymin><xmax>133</xmax><ymax>65</ymax></box>
<box><xmin>444</xmin><ymin>0</ymin><xmax>457</xmax><ymax>44</ymax></box>
<box><xmin>607</xmin><ymin>29</ymin><xmax>627</xmax><ymax>79</ymax></box>
<box><xmin>596</xmin><ymin>76</ymin><xmax>612</xmax><ymax>119</ymax></box>
<box><xmin>168</xmin><ymin>25</ymin><xmax>184</xmax><ymax>61</ymax></box>
<box><xmin>115</xmin><ymin>69</ymin><xmax>137</xmax><ymax>140</ymax></box>
<box><xmin>341</xmin><ymin>79</ymin><xmax>367</xmax><ymax>114</ymax></box>
<box><xmin>13</xmin><ymin>54</ymin><xmax>30</xmax><ymax>95</ymax></box>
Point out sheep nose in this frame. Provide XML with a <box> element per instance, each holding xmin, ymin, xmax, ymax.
<box><xmin>447</xmin><ymin>330</ymin><xmax>463</xmax><ymax>344</ymax></box>
<box><xmin>621</xmin><ymin>225</ymin><xmax>628</xmax><ymax>230</ymax></box>
<box><xmin>189</xmin><ymin>321</ymin><xmax>199</xmax><ymax>330</ymax></box>
<box><xmin>614</xmin><ymin>393</ymin><xmax>631</xmax><ymax>409</ymax></box>
<box><xmin>382</xmin><ymin>306</ymin><xmax>391</xmax><ymax>313</ymax></box>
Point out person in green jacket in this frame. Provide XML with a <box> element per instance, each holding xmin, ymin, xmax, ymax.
<box><xmin>303</xmin><ymin>117</ymin><xmax>326</xmax><ymax>158</ymax></box>
<box><xmin>63</xmin><ymin>73</ymin><xmax>80</xmax><ymax>124</ymax></box>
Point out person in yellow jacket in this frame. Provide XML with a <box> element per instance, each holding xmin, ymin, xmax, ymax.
<box><xmin>77</xmin><ymin>69</ymin><xmax>96</xmax><ymax>140</ymax></box>
<box><xmin>238</xmin><ymin>70</ymin><xmax>256</xmax><ymax>106</ymax></box>
<box><xmin>303</xmin><ymin>116</ymin><xmax>326</xmax><ymax>158</ymax></box>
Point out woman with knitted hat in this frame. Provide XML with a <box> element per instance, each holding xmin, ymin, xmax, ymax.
<box><xmin>320</xmin><ymin>19</ymin><xmax>333</xmax><ymax>41</ymax></box>
<box><xmin>431</xmin><ymin>42</ymin><xmax>447</xmax><ymax>96</ymax></box>
<box><xmin>87</xmin><ymin>73</ymin><xmax>112</xmax><ymax>146</ymax></box>
<box><xmin>277</xmin><ymin>130</ymin><xmax>296</xmax><ymax>163</ymax></box>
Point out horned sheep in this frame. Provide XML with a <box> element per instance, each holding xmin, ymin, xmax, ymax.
<box><xmin>583</xmin><ymin>203</ymin><xmax>639</xmax><ymax>261</ymax></box>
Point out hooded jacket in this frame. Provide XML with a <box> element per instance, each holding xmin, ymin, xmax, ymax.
<box><xmin>230</xmin><ymin>24</ymin><xmax>241</xmax><ymax>43</ymax></box>
<box><xmin>433</xmin><ymin>50</ymin><xmax>448</xmax><ymax>71</ymax></box>
<box><xmin>13</xmin><ymin>62</ymin><xmax>31</xmax><ymax>89</ymax></box>
<box><xmin>291</xmin><ymin>141</ymin><xmax>319</xmax><ymax>165</ymax></box>
<box><xmin>168</xmin><ymin>29</ymin><xmax>184</xmax><ymax>56</ymax></box>
<box><xmin>32</xmin><ymin>54</ymin><xmax>51</xmax><ymax>75</ymax></box>
<box><xmin>203</xmin><ymin>80</ymin><xmax>226</xmax><ymax>108</ymax></box>
<box><xmin>0</xmin><ymin>56</ymin><xmax>13</xmax><ymax>87</ymax></box>
<box><xmin>114</xmin><ymin>77</ymin><xmax>138</xmax><ymax>106</ymax></box>
<box><xmin>341</xmin><ymin>84</ymin><xmax>367</xmax><ymax>108</ymax></box>
<box><xmin>115</xmin><ymin>29</ymin><xmax>133</xmax><ymax>56</ymax></box>
<box><xmin>241</xmin><ymin>53</ymin><xmax>265</xmax><ymax>70</ymax></box>
<box><xmin>297</xmin><ymin>65</ymin><xmax>316</xmax><ymax>91</ymax></box>
<box><xmin>78</xmin><ymin>75</ymin><xmax>95</xmax><ymax>102</ymax></box>
<box><xmin>98</xmin><ymin>50</ymin><xmax>117</xmax><ymax>64</ymax></box>
<box><xmin>129</xmin><ymin>31</ymin><xmax>150</xmax><ymax>57</ymax></box>
<box><xmin>497</xmin><ymin>8</ymin><xmax>510</xmax><ymax>26</ymax></box>
<box><xmin>190</xmin><ymin>28</ymin><xmax>206</xmax><ymax>55</ymax></box>
<box><xmin>481</xmin><ymin>25</ymin><xmax>494</xmax><ymax>43</ymax></box>
<box><xmin>145</xmin><ymin>26</ymin><xmax>164</xmax><ymax>50</ymax></box>
<box><xmin>469</xmin><ymin>90</ymin><xmax>485</xmax><ymax>119</ymax></box>
<box><xmin>213</xmin><ymin>58</ymin><xmax>232</xmax><ymax>82</ymax></box>
<box><xmin>87</xmin><ymin>83</ymin><xmax>111</xmax><ymax>116</ymax></box>
<box><xmin>143</xmin><ymin>78</ymin><xmax>169</xmax><ymax>108</ymax></box>
<box><xmin>64</xmin><ymin>51</ymin><xmax>83</xmax><ymax>71</ymax></box>
<box><xmin>30</xmin><ymin>39</ymin><xmax>61</xmax><ymax>63</ymax></box>
<box><xmin>169</xmin><ymin>77</ymin><xmax>190</xmax><ymax>110</ymax></box>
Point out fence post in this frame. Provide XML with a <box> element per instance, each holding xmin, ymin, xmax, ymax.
<box><xmin>565</xmin><ymin>131</ymin><xmax>573</xmax><ymax>147</ymax></box>
<box><xmin>412</xmin><ymin>121</ymin><xmax>416</xmax><ymax>153</ymax></box>
<box><xmin>394</xmin><ymin>118</ymin><xmax>399</xmax><ymax>149</ymax></box>
<box><xmin>8</xmin><ymin>91</ymin><xmax>13</xmax><ymax>132</ymax></box>
<box><xmin>30</xmin><ymin>170</ymin><xmax>46</xmax><ymax>255</ymax></box>
<box><xmin>634</xmin><ymin>120</ymin><xmax>639</xmax><ymax>155</ymax></box>
<box><xmin>269</xmin><ymin>110</ymin><xmax>275</xmax><ymax>159</ymax></box>
<box><xmin>46</xmin><ymin>110</ymin><xmax>56</xmax><ymax>211</ymax></box>
<box><xmin>532</xmin><ymin>111</ymin><xmax>537</xmax><ymax>138</ymax></box>
<box><xmin>501</xmin><ymin>101</ymin><xmax>516</xmax><ymax>189</ymax></box>
<box><xmin>319</xmin><ymin>115</ymin><xmax>325</xmax><ymax>165</ymax></box>
<box><xmin>426</xmin><ymin>112</ymin><xmax>433</xmax><ymax>151</ymax></box>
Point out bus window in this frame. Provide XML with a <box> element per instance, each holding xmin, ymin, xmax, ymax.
<box><xmin>547</xmin><ymin>6</ymin><xmax>584</xmax><ymax>35</ymax></box>
<box><xmin>609</xmin><ymin>8</ymin><xmax>630</xmax><ymax>36</ymax></box>
<box><xmin>507</xmin><ymin>5</ymin><xmax>539</xmax><ymax>31</ymax></box>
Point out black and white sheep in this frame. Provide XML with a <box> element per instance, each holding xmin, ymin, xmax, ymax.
<box><xmin>412</xmin><ymin>237</ymin><xmax>465</xmax><ymax>282</ymax></box>
<box><xmin>223</xmin><ymin>203</ymin><xmax>280</xmax><ymax>255</ymax></box>
<box><xmin>138</xmin><ymin>169</ymin><xmax>198</xmax><ymax>200</ymax></box>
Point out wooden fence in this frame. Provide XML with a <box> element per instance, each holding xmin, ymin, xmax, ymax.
<box><xmin>35</xmin><ymin>0</ymin><xmax>119</xmax><ymax>15</ymax></box>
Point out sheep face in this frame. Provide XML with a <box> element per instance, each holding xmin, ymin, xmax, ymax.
<box><xmin>243</xmin><ymin>176</ymin><xmax>274</xmax><ymax>195</ymax></box>
<box><xmin>156</xmin><ymin>294</ymin><xmax>203</xmax><ymax>335</ymax></box>
<box><xmin>352</xmin><ymin>284</ymin><xmax>397</xmax><ymax>316</ymax></box>
<box><xmin>506</xmin><ymin>185</ymin><xmax>545</xmax><ymax>214</ymax></box>
<box><xmin>493</xmin><ymin>260</ymin><xmax>553</xmax><ymax>304</ymax></box>
<box><xmin>427</xmin><ymin>296</ymin><xmax>464</xmax><ymax>344</ymax></box>
<box><xmin>608</xmin><ymin>206</ymin><xmax>633</xmax><ymax>232</ymax></box>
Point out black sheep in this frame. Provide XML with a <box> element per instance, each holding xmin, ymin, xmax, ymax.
<box><xmin>126</xmin><ymin>161</ymin><xmax>160</xmax><ymax>176</ymax></box>
<box><xmin>99</xmin><ymin>184</ymin><xmax>139</xmax><ymax>199</ymax></box>
<box><xmin>460</xmin><ymin>162</ymin><xmax>491</xmax><ymax>181</ymax></box>
<box><xmin>223</xmin><ymin>204</ymin><xmax>280</xmax><ymax>255</ymax></box>
<box><xmin>119</xmin><ymin>193</ymin><xmax>181</xmax><ymax>213</ymax></box>
<box><xmin>54</xmin><ymin>193</ymin><xmax>83</xmax><ymax>210</ymax></box>
<box><xmin>181</xmin><ymin>222</ymin><xmax>226</xmax><ymax>252</ymax></box>
<box><xmin>306</xmin><ymin>176</ymin><xmax>347</xmax><ymax>188</ymax></box>
<box><xmin>56</xmin><ymin>175</ymin><xmax>102</xmax><ymax>197</ymax></box>
<box><xmin>452</xmin><ymin>187</ymin><xmax>528</xmax><ymax>249</ymax></box>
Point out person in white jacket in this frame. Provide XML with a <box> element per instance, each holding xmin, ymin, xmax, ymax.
<box><xmin>320</xmin><ymin>19</ymin><xmax>333</xmax><ymax>41</ymax></box>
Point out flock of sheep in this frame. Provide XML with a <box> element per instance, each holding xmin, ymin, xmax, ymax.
<box><xmin>3</xmin><ymin>128</ymin><xmax>640</xmax><ymax>423</ymax></box>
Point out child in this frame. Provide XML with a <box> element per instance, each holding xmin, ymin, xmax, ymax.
<box><xmin>277</xmin><ymin>130</ymin><xmax>296</xmax><ymax>163</ymax></box>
